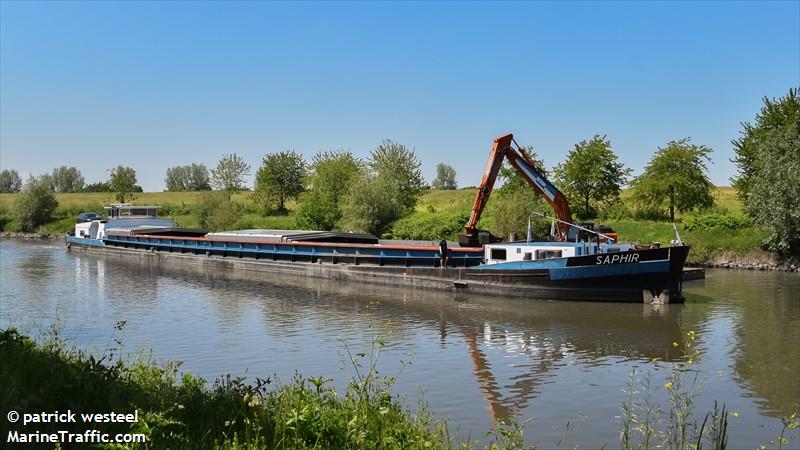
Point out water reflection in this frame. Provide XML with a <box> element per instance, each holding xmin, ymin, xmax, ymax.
<box><xmin>690</xmin><ymin>270</ymin><xmax>800</xmax><ymax>416</ymax></box>
<box><xmin>69</xmin><ymin>248</ymin><xmax>695</xmax><ymax>424</ymax></box>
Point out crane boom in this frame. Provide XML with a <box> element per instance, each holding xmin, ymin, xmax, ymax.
<box><xmin>462</xmin><ymin>133</ymin><xmax>573</xmax><ymax>246</ymax></box>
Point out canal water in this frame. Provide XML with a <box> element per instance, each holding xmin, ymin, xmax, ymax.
<box><xmin>1</xmin><ymin>239</ymin><xmax>798</xmax><ymax>448</ymax></box>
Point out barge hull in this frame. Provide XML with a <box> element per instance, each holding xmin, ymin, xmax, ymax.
<box><xmin>67</xmin><ymin>240</ymin><xmax>686</xmax><ymax>303</ymax></box>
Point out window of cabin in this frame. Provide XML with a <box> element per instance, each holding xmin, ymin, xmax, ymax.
<box><xmin>535</xmin><ymin>249</ymin><xmax>563</xmax><ymax>260</ymax></box>
<box><xmin>490</xmin><ymin>248</ymin><xmax>507</xmax><ymax>260</ymax></box>
<box><xmin>523</xmin><ymin>252</ymin><xmax>533</xmax><ymax>261</ymax></box>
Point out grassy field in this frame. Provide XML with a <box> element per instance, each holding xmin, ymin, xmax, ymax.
<box><xmin>0</xmin><ymin>187</ymin><xmax>768</xmax><ymax>263</ymax></box>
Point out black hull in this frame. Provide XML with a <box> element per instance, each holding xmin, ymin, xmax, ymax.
<box><xmin>66</xmin><ymin>242</ymin><xmax>690</xmax><ymax>303</ymax></box>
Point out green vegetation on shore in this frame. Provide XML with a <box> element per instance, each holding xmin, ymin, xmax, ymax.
<box><xmin>0</xmin><ymin>327</ymin><xmax>527</xmax><ymax>449</ymax></box>
<box><xmin>3</xmin><ymin>327</ymin><xmax>798</xmax><ymax>449</ymax></box>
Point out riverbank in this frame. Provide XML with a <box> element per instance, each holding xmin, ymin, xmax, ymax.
<box><xmin>3</xmin><ymin>326</ymin><xmax>797</xmax><ymax>450</ymax></box>
<box><xmin>0</xmin><ymin>328</ymin><xmax>476</xmax><ymax>450</ymax></box>
<box><xmin>0</xmin><ymin>231</ymin><xmax>61</xmax><ymax>240</ymax></box>
<box><xmin>697</xmin><ymin>250</ymin><xmax>800</xmax><ymax>272</ymax></box>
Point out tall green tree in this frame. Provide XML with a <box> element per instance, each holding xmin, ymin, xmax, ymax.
<box><xmin>186</xmin><ymin>163</ymin><xmax>211</xmax><ymax>191</ymax></box>
<box><xmin>110</xmin><ymin>165</ymin><xmax>142</xmax><ymax>202</ymax></box>
<box><xmin>339</xmin><ymin>139</ymin><xmax>425</xmax><ymax>235</ymax></box>
<box><xmin>733</xmin><ymin>88</ymin><xmax>800</xmax><ymax>255</ymax></box>
<box><xmin>165</xmin><ymin>163</ymin><xmax>211</xmax><ymax>191</ymax></box>
<box><xmin>211</xmin><ymin>154</ymin><xmax>251</xmax><ymax>191</ymax></box>
<box><xmin>38</xmin><ymin>174</ymin><xmax>54</xmax><ymax>192</ymax></box>
<box><xmin>13</xmin><ymin>176</ymin><xmax>58</xmax><ymax>232</ymax></box>
<box><xmin>0</xmin><ymin>169</ymin><xmax>22</xmax><ymax>193</ymax></box>
<box><xmin>51</xmin><ymin>166</ymin><xmax>85</xmax><ymax>193</ymax></box>
<box><xmin>431</xmin><ymin>163</ymin><xmax>457</xmax><ymax>190</ymax></box>
<box><xmin>631</xmin><ymin>139</ymin><xmax>714</xmax><ymax>222</ymax></box>
<box><xmin>253</xmin><ymin>151</ymin><xmax>306</xmax><ymax>213</ymax></box>
<box><xmin>369</xmin><ymin>139</ymin><xmax>426</xmax><ymax>210</ymax></box>
<box><xmin>732</xmin><ymin>88</ymin><xmax>800</xmax><ymax>201</ymax></box>
<box><xmin>165</xmin><ymin>166</ymin><xmax>189</xmax><ymax>191</ymax></box>
<box><xmin>295</xmin><ymin>150</ymin><xmax>364</xmax><ymax>230</ymax></box>
<box><xmin>553</xmin><ymin>135</ymin><xmax>630</xmax><ymax>219</ymax></box>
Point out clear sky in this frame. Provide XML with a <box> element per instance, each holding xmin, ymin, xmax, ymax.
<box><xmin>1</xmin><ymin>1</ymin><xmax>798</xmax><ymax>191</ymax></box>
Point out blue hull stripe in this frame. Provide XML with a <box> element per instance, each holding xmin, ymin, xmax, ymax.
<box><xmin>548</xmin><ymin>260</ymin><xmax>670</xmax><ymax>280</ymax></box>
<box><xmin>66</xmin><ymin>236</ymin><xmax>104</xmax><ymax>247</ymax></box>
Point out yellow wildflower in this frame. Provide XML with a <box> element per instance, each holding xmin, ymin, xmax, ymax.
<box><xmin>664</xmin><ymin>382</ymin><xmax>673</xmax><ymax>390</ymax></box>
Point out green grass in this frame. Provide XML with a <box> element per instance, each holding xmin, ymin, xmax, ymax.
<box><xmin>6</xmin><ymin>326</ymin><xmax>796</xmax><ymax>449</ymax></box>
<box><xmin>416</xmin><ymin>188</ymin><xmax>476</xmax><ymax>214</ymax></box>
<box><xmin>710</xmin><ymin>186</ymin><xmax>743</xmax><ymax>213</ymax></box>
<box><xmin>0</xmin><ymin>327</ymin><xmax>531</xmax><ymax>450</ymax></box>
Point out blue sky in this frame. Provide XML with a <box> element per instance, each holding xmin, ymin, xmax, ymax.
<box><xmin>1</xmin><ymin>1</ymin><xmax>798</xmax><ymax>191</ymax></box>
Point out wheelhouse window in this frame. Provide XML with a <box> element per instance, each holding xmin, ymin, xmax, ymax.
<box><xmin>490</xmin><ymin>248</ymin><xmax>507</xmax><ymax>261</ymax></box>
<box><xmin>535</xmin><ymin>249</ymin><xmax>563</xmax><ymax>260</ymax></box>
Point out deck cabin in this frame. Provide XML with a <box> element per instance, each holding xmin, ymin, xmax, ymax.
<box><xmin>483</xmin><ymin>241</ymin><xmax>637</xmax><ymax>265</ymax></box>
<box><xmin>74</xmin><ymin>204</ymin><xmax>176</xmax><ymax>241</ymax></box>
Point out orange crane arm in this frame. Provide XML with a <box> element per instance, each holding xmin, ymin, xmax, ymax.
<box><xmin>463</xmin><ymin>133</ymin><xmax>573</xmax><ymax>243</ymax></box>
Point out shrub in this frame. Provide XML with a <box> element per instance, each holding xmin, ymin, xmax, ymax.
<box><xmin>599</xmin><ymin>202</ymin><xmax>632</xmax><ymax>220</ymax></box>
<box><xmin>683</xmin><ymin>213</ymin><xmax>752</xmax><ymax>232</ymax></box>
<box><xmin>159</xmin><ymin>202</ymin><xmax>192</xmax><ymax>217</ymax></box>
<box><xmin>194</xmin><ymin>192</ymin><xmax>243</xmax><ymax>232</ymax></box>
<box><xmin>13</xmin><ymin>177</ymin><xmax>58</xmax><ymax>232</ymax></box>
<box><xmin>389</xmin><ymin>211</ymin><xmax>469</xmax><ymax>241</ymax></box>
<box><xmin>338</xmin><ymin>177</ymin><xmax>401</xmax><ymax>236</ymax></box>
<box><xmin>295</xmin><ymin>190</ymin><xmax>340</xmax><ymax>231</ymax></box>
<box><xmin>631</xmin><ymin>207</ymin><xmax>670</xmax><ymax>221</ymax></box>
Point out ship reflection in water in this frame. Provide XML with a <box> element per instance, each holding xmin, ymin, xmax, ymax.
<box><xmin>1</xmin><ymin>240</ymin><xmax>797</xmax><ymax>448</ymax></box>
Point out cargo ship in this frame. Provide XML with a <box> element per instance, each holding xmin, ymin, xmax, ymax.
<box><xmin>66</xmin><ymin>134</ymin><xmax>693</xmax><ymax>303</ymax></box>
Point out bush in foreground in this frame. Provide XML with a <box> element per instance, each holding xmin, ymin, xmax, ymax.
<box><xmin>0</xmin><ymin>329</ymin><xmax>500</xmax><ymax>449</ymax></box>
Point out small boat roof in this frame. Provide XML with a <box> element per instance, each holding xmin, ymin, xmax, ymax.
<box><xmin>104</xmin><ymin>203</ymin><xmax>162</xmax><ymax>210</ymax></box>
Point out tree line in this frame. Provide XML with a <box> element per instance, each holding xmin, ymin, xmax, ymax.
<box><xmin>3</xmin><ymin>88</ymin><xmax>797</xmax><ymax>255</ymax></box>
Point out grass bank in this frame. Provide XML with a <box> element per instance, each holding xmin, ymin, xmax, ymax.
<box><xmin>3</xmin><ymin>327</ymin><xmax>797</xmax><ymax>449</ymax></box>
<box><xmin>0</xmin><ymin>327</ymin><xmax>517</xmax><ymax>450</ymax></box>
<box><xmin>0</xmin><ymin>187</ymin><xmax>773</xmax><ymax>265</ymax></box>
